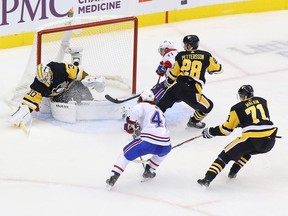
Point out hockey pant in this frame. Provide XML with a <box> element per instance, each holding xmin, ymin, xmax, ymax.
<box><xmin>152</xmin><ymin>81</ymin><xmax>181</xmax><ymax>103</ymax></box>
<box><xmin>157</xmin><ymin>81</ymin><xmax>213</xmax><ymax>114</ymax></box>
<box><xmin>111</xmin><ymin>138</ymin><xmax>171</xmax><ymax>174</ymax></box>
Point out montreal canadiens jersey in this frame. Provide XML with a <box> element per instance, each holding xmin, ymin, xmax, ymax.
<box><xmin>129</xmin><ymin>102</ymin><xmax>171</xmax><ymax>146</ymax></box>
<box><xmin>161</xmin><ymin>49</ymin><xmax>178</xmax><ymax>77</ymax></box>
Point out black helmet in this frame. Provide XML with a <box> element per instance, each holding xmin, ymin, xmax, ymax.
<box><xmin>183</xmin><ymin>35</ymin><xmax>199</xmax><ymax>50</ymax></box>
<box><xmin>238</xmin><ymin>85</ymin><xmax>254</xmax><ymax>101</ymax></box>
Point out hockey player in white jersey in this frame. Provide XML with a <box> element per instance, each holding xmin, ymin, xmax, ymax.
<box><xmin>151</xmin><ymin>40</ymin><xmax>178</xmax><ymax>102</ymax></box>
<box><xmin>106</xmin><ymin>90</ymin><xmax>172</xmax><ymax>190</ymax></box>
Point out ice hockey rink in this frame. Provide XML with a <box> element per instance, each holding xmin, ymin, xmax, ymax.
<box><xmin>0</xmin><ymin>10</ymin><xmax>287</xmax><ymax>216</ymax></box>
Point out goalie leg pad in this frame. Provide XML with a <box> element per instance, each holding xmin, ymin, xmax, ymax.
<box><xmin>10</xmin><ymin>105</ymin><xmax>32</xmax><ymax>127</ymax></box>
<box><xmin>50</xmin><ymin>101</ymin><xmax>76</xmax><ymax>123</ymax></box>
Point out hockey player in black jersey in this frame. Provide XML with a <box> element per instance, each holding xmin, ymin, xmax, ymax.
<box><xmin>10</xmin><ymin>61</ymin><xmax>105</xmax><ymax>127</ymax></box>
<box><xmin>197</xmin><ymin>85</ymin><xmax>278</xmax><ymax>187</ymax></box>
<box><xmin>157</xmin><ymin>35</ymin><xmax>223</xmax><ymax>129</ymax></box>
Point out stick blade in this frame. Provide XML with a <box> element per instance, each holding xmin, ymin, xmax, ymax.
<box><xmin>105</xmin><ymin>94</ymin><xmax>140</xmax><ymax>104</ymax></box>
<box><xmin>104</xmin><ymin>94</ymin><xmax>120</xmax><ymax>104</ymax></box>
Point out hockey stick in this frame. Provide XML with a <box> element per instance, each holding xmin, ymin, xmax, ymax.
<box><xmin>156</xmin><ymin>76</ymin><xmax>161</xmax><ymax>85</ymax></box>
<box><xmin>105</xmin><ymin>75</ymin><xmax>161</xmax><ymax>104</ymax></box>
<box><xmin>139</xmin><ymin>156</ymin><xmax>145</xmax><ymax>169</ymax></box>
<box><xmin>105</xmin><ymin>94</ymin><xmax>140</xmax><ymax>104</ymax></box>
<box><xmin>132</xmin><ymin>132</ymin><xmax>145</xmax><ymax>169</ymax></box>
<box><xmin>133</xmin><ymin>134</ymin><xmax>202</xmax><ymax>163</ymax></box>
<box><xmin>172</xmin><ymin>134</ymin><xmax>202</xmax><ymax>149</ymax></box>
<box><xmin>133</xmin><ymin>133</ymin><xmax>281</xmax><ymax>163</ymax></box>
<box><xmin>151</xmin><ymin>76</ymin><xmax>161</xmax><ymax>90</ymax></box>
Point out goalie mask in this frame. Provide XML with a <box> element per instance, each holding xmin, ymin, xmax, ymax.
<box><xmin>37</xmin><ymin>64</ymin><xmax>52</xmax><ymax>86</ymax></box>
<box><xmin>158</xmin><ymin>40</ymin><xmax>175</xmax><ymax>56</ymax></box>
<box><xmin>139</xmin><ymin>90</ymin><xmax>155</xmax><ymax>103</ymax></box>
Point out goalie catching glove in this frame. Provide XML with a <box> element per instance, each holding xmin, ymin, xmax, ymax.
<box><xmin>10</xmin><ymin>104</ymin><xmax>32</xmax><ymax>127</ymax></box>
<box><xmin>81</xmin><ymin>75</ymin><xmax>106</xmax><ymax>92</ymax></box>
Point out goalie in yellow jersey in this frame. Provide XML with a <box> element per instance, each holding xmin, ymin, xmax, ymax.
<box><xmin>10</xmin><ymin>61</ymin><xmax>106</xmax><ymax>127</ymax></box>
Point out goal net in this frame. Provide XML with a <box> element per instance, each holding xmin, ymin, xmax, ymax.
<box><xmin>9</xmin><ymin>15</ymin><xmax>138</xmax><ymax>108</ymax></box>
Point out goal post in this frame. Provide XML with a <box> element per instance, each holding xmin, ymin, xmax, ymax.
<box><xmin>10</xmin><ymin>15</ymin><xmax>138</xmax><ymax>108</ymax></box>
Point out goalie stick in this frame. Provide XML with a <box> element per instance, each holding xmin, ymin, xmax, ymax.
<box><xmin>105</xmin><ymin>94</ymin><xmax>140</xmax><ymax>104</ymax></box>
<box><xmin>105</xmin><ymin>75</ymin><xmax>160</xmax><ymax>104</ymax></box>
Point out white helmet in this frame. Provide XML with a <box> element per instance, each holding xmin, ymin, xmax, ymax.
<box><xmin>140</xmin><ymin>90</ymin><xmax>155</xmax><ymax>102</ymax></box>
<box><xmin>158</xmin><ymin>40</ymin><xmax>175</xmax><ymax>56</ymax></box>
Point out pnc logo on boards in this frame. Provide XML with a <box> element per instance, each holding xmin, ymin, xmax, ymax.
<box><xmin>0</xmin><ymin>0</ymin><xmax>68</xmax><ymax>26</ymax></box>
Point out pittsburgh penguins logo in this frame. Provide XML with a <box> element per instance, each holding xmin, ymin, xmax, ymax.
<box><xmin>51</xmin><ymin>81</ymin><xmax>69</xmax><ymax>96</ymax></box>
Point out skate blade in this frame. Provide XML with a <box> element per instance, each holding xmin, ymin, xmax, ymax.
<box><xmin>106</xmin><ymin>184</ymin><xmax>113</xmax><ymax>191</ymax></box>
<box><xmin>141</xmin><ymin>177</ymin><xmax>153</xmax><ymax>183</ymax></box>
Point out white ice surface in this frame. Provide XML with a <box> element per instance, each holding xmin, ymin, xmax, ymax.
<box><xmin>0</xmin><ymin>11</ymin><xmax>288</xmax><ymax>216</ymax></box>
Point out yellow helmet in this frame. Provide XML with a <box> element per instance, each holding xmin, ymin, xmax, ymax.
<box><xmin>37</xmin><ymin>64</ymin><xmax>52</xmax><ymax>86</ymax></box>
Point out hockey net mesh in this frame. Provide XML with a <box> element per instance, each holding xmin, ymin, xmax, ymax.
<box><xmin>9</xmin><ymin>16</ymin><xmax>137</xmax><ymax>108</ymax></box>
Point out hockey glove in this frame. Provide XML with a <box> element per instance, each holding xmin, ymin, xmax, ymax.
<box><xmin>124</xmin><ymin>123</ymin><xmax>134</xmax><ymax>134</ymax></box>
<box><xmin>81</xmin><ymin>75</ymin><xmax>106</xmax><ymax>92</ymax></box>
<box><xmin>202</xmin><ymin>127</ymin><xmax>214</xmax><ymax>139</ymax></box>
<box><xmin>162</xmin><ymin>60</ymin><xmax>172</xmax><ymax>69</ymax></box>
<box><xmin>123</xmin><ymin>117</ymin><xmax>136</xmax><ymax>134</ymax></box>
<box><xmin>156</xmin><ymin>65</ymin><xmax>167</xmax><ymax>76</ymax></box>
<box><xmin>155</xmin><ymin>60</ymin><xmax>173</xmax><ymax>77</ymax></box>
<box><xmin>163</xmin><ymin>77</ymin><xmax>174</xmax><ymax>88</ymax></box>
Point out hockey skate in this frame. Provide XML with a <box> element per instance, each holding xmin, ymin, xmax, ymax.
<box><xmin>141</xmin><ymin>164</ymin><xmax>156</xmax><ymax>182</ymax></box>
<box><xmin>106</xmin><ymin>172</ymin><xmax>120</xmax><ymax>190</ymax></box>
<box><xmin>228</xmin><ymin>171</ymin><xmax>237</xmax><ymax>179</ymax></box>
<box><xmin>187</xmin><ymin>118</ymin><xmax>206</xmax><ymax>129</ymax></box>
<box><xmin>197</xmin><ymin>178</ymin><xmax>211</xmax><ymax>187</ymax></box>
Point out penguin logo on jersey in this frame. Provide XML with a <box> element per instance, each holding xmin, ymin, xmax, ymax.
<box><xmin>51</xmin><ymin>81</ymin><xmax>69</xmax><ymax>96</ymax></box>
